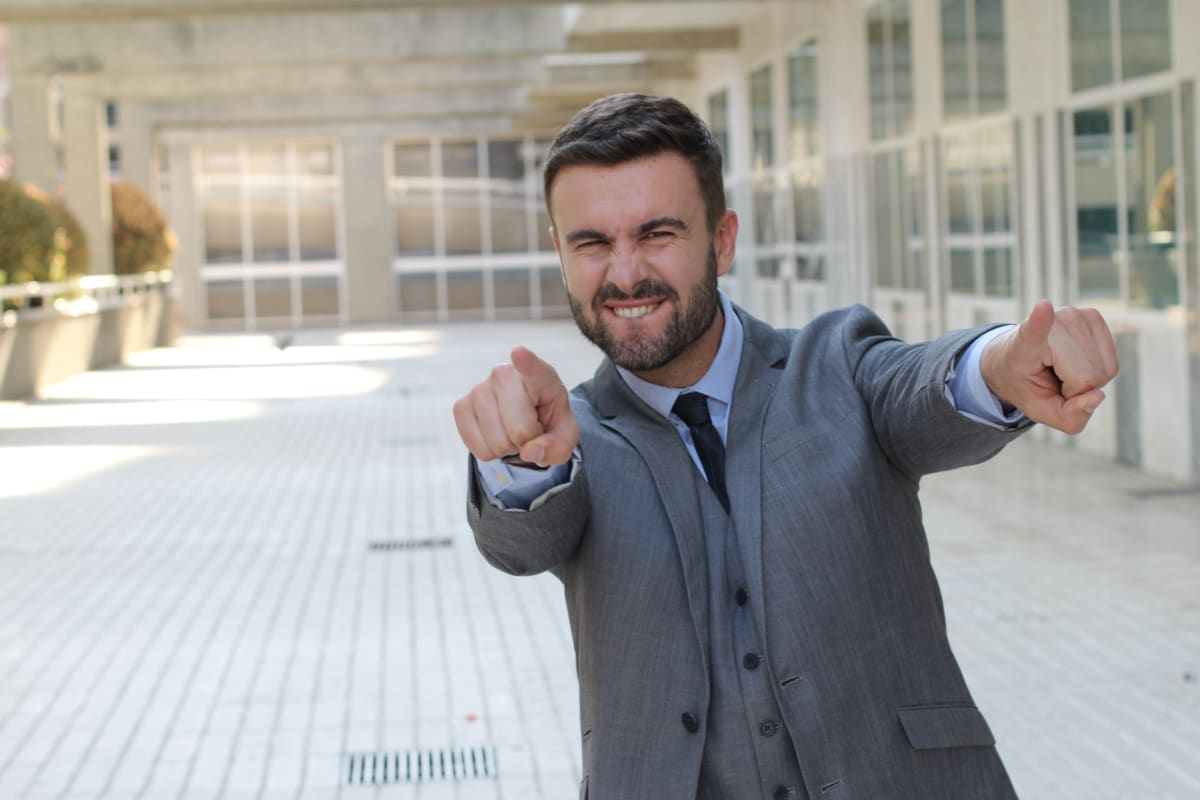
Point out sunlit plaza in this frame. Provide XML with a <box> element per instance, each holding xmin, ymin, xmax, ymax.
<box><xmin>1</xmin><ymin>1</ymin><xmax>1199</xmax><ymax>798</ymax></box>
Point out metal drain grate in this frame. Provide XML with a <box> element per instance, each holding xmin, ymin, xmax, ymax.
<box><xmin>367</xmin><ymin>537</ymin><xmax>453</xmax><ymax>552</ymax></box>
<box><xmin>345</xmin><ymin>747</ymin><xmax>497</xmax><ymax>785</ymax></box>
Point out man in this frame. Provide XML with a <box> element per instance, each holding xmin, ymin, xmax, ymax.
<box><xmin>453</xmin><ymin>94</ymin><xmax>1117</xmax><ymax>799</ymax></box>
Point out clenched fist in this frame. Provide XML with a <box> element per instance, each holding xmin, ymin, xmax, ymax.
<box><xmin>452</xmin><ymin>347</ymin><xmax>580</xmax><ymax>467</ymax></box>
<box><xmin>981</xmin><ymin>301</ymin><xmax>1119</xmax><ymax>435</ymax></box>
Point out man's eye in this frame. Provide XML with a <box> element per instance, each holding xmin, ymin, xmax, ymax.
<box><xmin>645</xmin><ymin>230</ymin><xmax>673</xmax><ymax>240</ymax></box>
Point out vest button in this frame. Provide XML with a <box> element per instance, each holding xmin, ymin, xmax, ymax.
<box><xmin>773</xmin><ymin>786</ymin><xmax>793</xmax><ymax>800</ymax></box>
<box><xmin>681</xmin><ymin>712</ymin><xmax>700</xmax><ymax>733</ymax></box>
<box><xmin>743</xmin><ymin>652</ymin><xmax>762</xmax><ymax>670</ymax></box>
<box><xmin>759</xmin><ymin>720</ymin><xmax>779</xmax><ymax>737</ymax></box>
<box><xmin>735</xmin><ymin>586</ymin><xmax>749</xmax><ymax>606</ymax></box>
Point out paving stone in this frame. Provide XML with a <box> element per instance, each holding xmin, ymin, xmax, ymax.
<box><xmin>0</xmin><ymin>319</ymin><xmax>1196</xmax><ymax>799</ymax></box>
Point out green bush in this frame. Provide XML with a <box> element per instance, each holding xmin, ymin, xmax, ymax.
<box><xmin>0</xmin><ymin>178</ymin><xmax>67</xmax><ymax>284</ymax></box>
<box><xmin>42</xmin><ymin>194</ymin><xmax>91</xmax><ymax>279</ymax></box>
<box><xmin>111</xmin><ymin>181</ymin><xmax>175</xmax><ymax>275</ymax></box>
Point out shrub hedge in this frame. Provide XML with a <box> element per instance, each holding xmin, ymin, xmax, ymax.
<box><xmin>111</xmin><ymin>181</ymin><xmax>175</xmax><ymax>275</ymax></box>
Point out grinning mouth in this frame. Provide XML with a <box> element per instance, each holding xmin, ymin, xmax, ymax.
<box><xmin>611</xmin><ymin>303</ymin><xmax>660</xmax><ymax>319</ymax></box>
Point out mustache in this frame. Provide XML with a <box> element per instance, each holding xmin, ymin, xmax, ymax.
<box><xmin>591</xmin><ymin>281</ymin><xmax>680</xmax><ymax>312</ymax></box>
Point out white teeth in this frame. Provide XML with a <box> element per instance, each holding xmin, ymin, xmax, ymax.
<box><xmin>613</xmin><ymin>304</ymin><xmax>658</xmax><ymax>318</ymax></box>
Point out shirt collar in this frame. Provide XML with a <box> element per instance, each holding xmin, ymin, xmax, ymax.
<box><xmin>616</xmin><ymin>289</ymin><xmax>743</xmax><ymax>420</ymax></box>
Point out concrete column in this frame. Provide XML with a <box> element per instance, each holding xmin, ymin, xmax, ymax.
<box><xmin>341</xmin><ymin>133</ymin><xmax>394</xmax><ymax>323</ymax></box>
<box><xmin>8</xmin><ymin>75</ymin><xmax>57</xmax><ymax>192</ymax></box>
<box><xmin>63</xmin><ymin>93</ymin><xmax>113</xmax><ymax>274</ymax></box>
<box><xmin>164</xmin><ymin>140</ymin><xmax>202</xmax><ymax>328</ymax></box>
<box><xmin>115</xmin><ymin>101</ymin><xmax>158</xmax><ymax>199</ymax></box>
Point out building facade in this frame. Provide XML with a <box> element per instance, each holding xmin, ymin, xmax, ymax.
<box><xmin>1</xmin><ymin>0</ymin><xmax>1198</xmax><ymax>482</ymax></box>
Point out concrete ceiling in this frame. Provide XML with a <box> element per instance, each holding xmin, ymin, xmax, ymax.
<box><xmin>1</xmin><ymin>1</ymin><xmax>804</xmax><ymax>134</ymax></box>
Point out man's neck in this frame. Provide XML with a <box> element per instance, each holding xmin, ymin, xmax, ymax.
<box><xmin>630</xmin><ymin>307</ymin><xmax>726</xmax><ymax>388</ymax></box>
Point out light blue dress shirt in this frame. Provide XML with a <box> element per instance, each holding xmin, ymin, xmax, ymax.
<box><xmin>478</xmin><ymin>291</ymin><xmax>1022</xmax><ymax>508</ymax></box>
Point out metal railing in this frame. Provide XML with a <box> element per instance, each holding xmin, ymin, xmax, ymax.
<box><xmin>0</xmin><ymin>270</ymin><xmax>175</xmax><ymax>325</ymax></box>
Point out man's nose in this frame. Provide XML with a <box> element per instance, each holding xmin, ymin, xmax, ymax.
<box><xmin>607</xmin><ymin>245</ymin><xmax>648</xmax><ymax>292</ymax></box>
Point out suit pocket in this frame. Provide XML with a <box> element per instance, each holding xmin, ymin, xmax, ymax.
<box><xmin>897</xmin><ymin>703</ymin><xmax>996</xmax><ymax>749</ymax></box>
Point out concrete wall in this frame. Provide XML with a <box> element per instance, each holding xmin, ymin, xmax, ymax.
<box><xmin>0</xmin><ymin>286</ymin><xmax>177</xmax><ymax>399</ymax></box>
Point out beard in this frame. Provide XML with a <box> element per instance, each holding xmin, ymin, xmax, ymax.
<box><xmin>567</xmin><ymin>246</ymin><xmax>721</xmax><ymax>372</ymax></box>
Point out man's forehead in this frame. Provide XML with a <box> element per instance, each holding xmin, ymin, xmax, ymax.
<box><xmin>548</xmin><ymin>154</ymin><xmax>702</xmax><ymax>225</ymax></box>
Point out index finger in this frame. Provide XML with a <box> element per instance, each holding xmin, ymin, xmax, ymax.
<box><xmin>1082</xmin><ymin>307</ymin><xmax>1119</xmax><ymax>383</ymax></box>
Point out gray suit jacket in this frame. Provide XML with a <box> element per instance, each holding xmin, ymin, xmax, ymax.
<box><xmin>468</xmin><ymin>304</ymin><xmax>1029</xmax><ymax>799</ymax></box>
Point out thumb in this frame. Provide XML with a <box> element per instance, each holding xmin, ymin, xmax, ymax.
<box><xmin>1015</xmin><ymin>300</ymin><xmax>1055</xmax><ymax>356</ymax></box>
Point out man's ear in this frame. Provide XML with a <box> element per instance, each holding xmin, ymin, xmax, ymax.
<box><xmin>714</xmin><ymin>210</ymin><xmax>739</xmax><ymax>277</ymax></box>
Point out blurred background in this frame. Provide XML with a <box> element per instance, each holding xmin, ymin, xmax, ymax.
<box><xmin>0</xmin><ymin>4</ymin><xmax>1198</xmax><ymax>799</ymax></box>
<box><xmin>0</xmin><ymin>0</ymin><xmax>1197</xmax><ymax>481</ymax></box>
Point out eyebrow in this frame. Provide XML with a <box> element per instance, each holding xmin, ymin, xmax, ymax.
<box><xmin>565</xmin><ymin>217</ymin><xmax>689</xmax><ymax>246</ymax></box>
<box><xmin>637</xmin><ymin>217</ymin><xmax>688</xmax><ymax>235</ymax></box>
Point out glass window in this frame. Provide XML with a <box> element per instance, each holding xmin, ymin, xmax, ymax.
<box><xmin>250</xmin><ymin>195</ymin><xmax>290</xmax><ymax>262</ymax></box>
<box><xmin>301</xmin><ymin>275</ymin><xmax>340</xmax><ymax>317</ymax></box>
<box><xmin>979</xmin><ymin>128</ymin><xmax>1013</xmax><ymax>234</ymax></box>
<box><xmin>792</xmin><ymin>166</ymin><xmax>823</xmax><ymax>243</ymax></box>
<box><xmin>788</xmin><ymin>41</ymin><xmax>820</xmax><ymax>160</ymax></box>
<box><xmin>394</xmin><ymin>202</ymin><xmax>436</xmax><ymax>256</ymax></box>
<box><xmin>944</xmin><ymin>0</ymin><xmax>1008</xmax><ymax>120</ymax></box>
<box><xmin>749</xmin><ymin>65</ymin><xmax>774</xmax><ymax>170</ymax></box>
<box><xmin>753</xmin><ymin>180</ymin><xmax>776</xmax><ymax>246</ymax></box>
<box><xmin>494</xmin><ymin>268</ymin><xmax>532</xmax><ymax>310</ymax></box>
<box><xmin>490</xmin><ymin>195</ymin><xmax>528</xmax><ymax>254</ymax></box>
<box><xmin>1126</xmin><ymin>91</ymin><xmax>1178</xmax><ymax>308</ymax></box>
<box><xmin>206</xmin><ymin>280</ymin><xmax>245</xmax><ymax>320</ymax></box>
<box><xmin>393</xmin><ymin>143</ymin><xmax>433</xmax><ymax>178</ymax></box>
<box><xmin>1074</xmin><ymin>107</ymin><xmax>1120</xmax><ymax>299</ymax></box>
<box><xmin>755</xmin><ymin>258</ymin><xmax>781</xmax><ymax>278</ymax></box>
<box><xmin>446</xmin><ymin>270</ymin><xmax>485</xmax><ymax>314</ymax></box>
<box><xmin>1120</xmin><ymin>0</ymin><xmax>1171</xmax><ymax>81</ymax></box>
<box><xmin>871</xmin><ymin>151</ymin><xmax>897</xmax><ymax>287</ymax></box>
<box><xmin>868</xmin><ymin>4</ymin><xmax>891</xmax><ymax>141</ymax></box>
<box><xmin>254</xmin><ymin>277</ymin><xmax>292</xmax><ymax>319</ymax></box>
<box><xmin>487</xmin><ymin>140</ymin><xmax>525</xmax><ymax>181</ymax></box>
<box><xmin>1070</xmin><ymin>0</ymin><xmax>1114</xmax><ymax>92</ymax></box>
<box><xmin>975</xmin><ymin>0</ymin><xmax>1007</xmax><ymax>114</ymax></box>
<box><xmin>539</xmin><ymin>266</ymin><xmax>570</xmax><ymax>317</ymax></box>
<box><xmin>246</xmin><ymin>144</ymin><xmax>286</xmax><ymax>177</ymax></box>
<box><xmin>708</xmin><ymin>89</ymin><xmax>731</xmax><ymax>167</ymax></box>
<box><xmin>945</xmin><ymin>135</ymin><xmax>974</xmax><ymax>235</ymax></box>
<box><xmin>796</xmin><ymin>255</ymin><xmax>825</xmax><ymax>281</ymax></box>
<box><xmin>942</xmin><ymin>0</ymin><xmax>970</xmax><ymax>120</ymax></box>
<box><xmin>298</xmin><ymin>201</ymin><xmax>337</xmax><ymax>261</ymax></box>
<box><xmin>397</xmin><ymin>271</ymin><xmax>439</xmax><ymax>315</ymax></box>
<box><xmin>442</xmin><ymin>141</ymin><xmax>480</xmax><ymax>179</ymax></box>
<box><xmin>203</xmin><ymin>197</ymin><xmax>242</xmax><ymax>263</ymax></box>
<box><xmin>297</xmin><ymin>143</ymin><xmax>334</xmax><ymax>176</ymax></box>
<box><xmin>200</xmin><ymin>146</ymin><xmax>239</xmax><ymax>177</ymax></box>
<box><xmin>444</xmin><ymin>198</ymin><xmax>482</xmax><ymax>256</ymax></box>
<box><xmin>983</xmin><ymin>248</ymin><xmax>1011</xmax><ymax>296</ymax></box>
<box><xmin>950</xmin><ymin>249</ymin><xmax>976</xmax><ymax>292</ymax></box>
<box><xmin>868</xmin><ymin>1</ymin><xmax>915</xmax><ymax>140</ymax></box>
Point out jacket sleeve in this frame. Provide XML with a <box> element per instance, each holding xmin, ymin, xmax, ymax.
<box><xmin>839</xmin><ymin>304</ymin><xmax>1033</xmax><ymax>479</ymax></box>
<box><xmin>466</xmin><ymin>454</ymin><xmax>590</xmax><ymax>576</ymax></box>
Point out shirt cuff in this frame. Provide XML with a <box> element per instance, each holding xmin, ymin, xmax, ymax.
<box><xmin>947</xmin><ymin>325</ymin><xmax>1027</xmax><ymax>429</ymax></box>
<box><xmin>476</xmin><ymin>450</ymin><xmax>578</xmax><ymax>511</ymax></box>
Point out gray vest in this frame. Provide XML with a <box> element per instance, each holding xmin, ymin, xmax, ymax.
<box><xmin>691</xmin><ymin>470</ymin><xmax>809</xmax><ymax>800</ymax></box>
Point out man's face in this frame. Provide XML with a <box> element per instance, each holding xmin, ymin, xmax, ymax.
<box><xmin>548</xmin><ymin>153</ymin><xmax>737</xmax><ymax>374</ymax></box>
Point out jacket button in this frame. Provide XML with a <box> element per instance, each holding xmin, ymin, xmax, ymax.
<box><xmin>743</xmin><ymin>652</ymin><xmax>761</xmax><ymax>670</ymax></box>
<box><xmin>772</xmin><ymin>786</ymin><xmax>792</xmax><ymax>800</ymax></box>
<box><xmin>681</xmin><ymin>712</ymin><xmax>700</xmax><ymax>733</ymax></box>
<box><xmin>759</xmin><ymin>720</ymin><xmax>779</xmax><ymax>737</ymax></box>
<box><xmin>734</xmin><ymin>586</ymin><xmax>749</xmax><ymax>606</ymax></box>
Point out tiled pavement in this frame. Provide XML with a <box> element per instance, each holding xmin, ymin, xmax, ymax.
<box><xmin>0</xmin><ymin>319</ymin><xmax>1197</xmax><ymax>800</ymax></box>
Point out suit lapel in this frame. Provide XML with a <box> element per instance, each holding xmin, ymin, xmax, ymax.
<box><xmin>727</xmin><ymin>308</ymin><xmax>791</xmax><ymax>640</ymax></box>
<box><xmin>591</xmin><ymin>360</ymin><xmax>710</xmax><ymax>669</ymax></box>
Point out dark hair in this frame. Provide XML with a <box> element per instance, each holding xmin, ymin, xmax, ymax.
<box><xmin>542</xmin><ymin>93</ymin><xmax>726</xmax><ymax>233</ymax></box>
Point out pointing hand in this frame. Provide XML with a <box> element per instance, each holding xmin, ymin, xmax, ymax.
<box><xmin>980</xmin><ymin>301</ymin><xmax>1119</xmax><ymax>434</ymax></box>
<box><xmin>452</xmin><ymin>347</ymin><xmax>579</xmax><ymax>467</ymax></box>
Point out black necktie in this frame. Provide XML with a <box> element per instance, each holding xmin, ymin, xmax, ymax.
<box><xmin>672</xmin><ymin>392</ymin><xmax>730</xmax><ymax>514</ymax></box>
